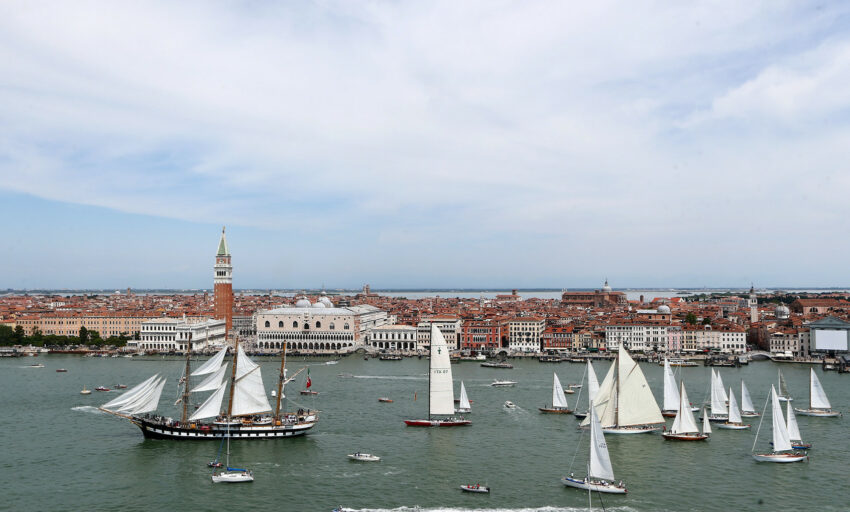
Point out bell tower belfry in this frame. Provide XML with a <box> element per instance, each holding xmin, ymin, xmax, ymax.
<box><xmin>214</xmin><ymin>226</ymin><xmax>233</xmax><ymax>332</ymax></box>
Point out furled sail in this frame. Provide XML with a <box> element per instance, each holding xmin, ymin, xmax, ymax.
<box><xmin>230</xmin><ymin>345</ymin><xmax>272</xmax><ymax>417</ymax></box>
<box><xmin>192</xmin><ymin>364</ymin><xmax>229</xmax><ymax>393</ymax></box>
<box><xmin>710</xmin><ymin>370</ymin><xmax>727</xmax><ymax>416</ymax></box>
<box><xmin>588</xmin><ymin>401</ymin><xmax>615</xmax><ymax>482</ymax></box>
<box><xmin>458</xmin><ymin>381</ymin><xmax>471</xmax><ymax>411</ymax></box>
<box><xmin>662</xmin><ymin>359</ymin><xmax>679</xmax><ymax>411</ymax></box>
<box><xmin>191</xmin><ymin>346</ymin><xmax>228</xmax><ymax>376</ymax></box>
<box><xmin>727</xmin><ymin>387</ymin><xmax>742</xmax><ymax>424</ymax></box>
<box><xmin>190</xmin><ymin>383</ymin><xmax>227</xmax><ymax>421</ymax></box>
<box><xmin>101</xmin><ymin>374</ymin><xmax>160</xmax><ymax>411</ymax></box>
<box><xmin>582</xmin><ymin>361</ymin><xmax>616</xmax><ymax>427</ymax></box>
<box><xmin>552</xmin><ymin>373</ymin><xmax>569</xmax><ymax>409</ymax></box>
<box><xmin>741</xmin><ymin>381</ymin><xmax>756</xmax><ymax>414</ymax></box>
<box><xmin>771</xmin><ymin>385</ymin><xmax>792</xmax><ymax>452</ymax></box>
<box><xmin>786</xmin><ymin>399</ymin><xmax>802</xmax><ymax>442</ymax></box>
<box><xmin>671</xmin><ymin>381</ymin><xmax>699</xmax><ymax>434</ymax></box>
<box><xmin>429</xmin><ymin>323</ymin><xmax>456</xmax><ymax>417</ymax></box>
<box><xmin>809</xmin><ymin>369</ymin><xmax>831</xmax><ymax>409</ymax></box>
<box><xmin>615</xmin><ymin>346</ymin><xmax>664</xmax><ymax>426</ymax></box>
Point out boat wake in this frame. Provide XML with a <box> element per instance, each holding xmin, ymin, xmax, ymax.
<box><xmin>336</xmin><ymin>507</ymin><xmax>640</xmax><ymax>512</ymax></box>
<box><xmin>72</xmin><ymin>406</ymin><xmax>105</xmax><ymax>414</ymax></box>
<box><xmin>351</xmin><ymin>375</ymin><xmax>426</xmax><ymax>381</ymax></box>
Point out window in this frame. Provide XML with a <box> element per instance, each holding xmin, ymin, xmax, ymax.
<box><xmin>293</xmin><ymin>321</ymin><xmax>298</xmax><ymax>328</ymax></box>
<box><xmin>304</xmin><ymin>323</ymin><xmax>310</xmax><ymax>330</ymax></box>
<box><xmin>329</xmin><ymin>323</ymin><xmax>335</xmax><ymax>330</ymax></box>
<box><xmin>315</xmin><ymin>321</ymin><xmax>321</xmax><ymax>328</ymax></box>
<box><xmin>278</xmin><ymin>321</ymin><xmax>283</xmax><ymax>328</ymax></box>
<box><xmin>264</xmin><ymin>321</ymin><xmax>270</xmax><ymax>328</ymax></box>
<box><xmin>344</xmin><ymin>323</ymin><xmax>350</xmax><ymax>330</ymax></box>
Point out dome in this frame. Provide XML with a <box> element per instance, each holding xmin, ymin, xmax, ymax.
<box><xmin>602</xmin><ymin>278</ymin><xmax>612</xmax><ymax>292</ymax></box>
<box><xmin>657</xmin><ymin>305</ymin><xmax>671</xmax><ymax>314</ymax></box>
<box><xmin>775</xmin><ymin>304</ymin><xmax>790</xmax><ymax>319</ymax></box>
<box><xmin>295</xmin><ymin>296</ymin><xmax>311</xmax><ymax>308</ymax></box>
<box><xmin>319</xmin><ymin>296</ymin><xmax>334</xmax><ymax>307</ymax></box>
<box><xmin>312</xmin><ymin>301</ymin><xmax>326</xmax><ymax>308</ymax></box>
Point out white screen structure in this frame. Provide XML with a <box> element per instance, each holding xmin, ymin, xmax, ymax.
<box><xmin>813</xmin><ymin>330</ymin><xmax>849</xmax><ymax>351</ymax></box>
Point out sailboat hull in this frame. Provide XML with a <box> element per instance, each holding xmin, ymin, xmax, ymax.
<box><xmin>716</xmin><ymin>422</ymin><xmax>751</xmax><ymax>430</ymax></box>
<box><xmin>752</xmin><ymin>452</ymin><xmax>808</xmax><ymax>463</ymax></box>
<box><xmin>602</xmin><ymin>426</ymin><xmax>660</xmax><ymax>434</ymax></box>
<box><xmin>404</xmin><ymin>419</ymin><xmax>471</xmax><ymax>427</ymax></box>
<box><xmin>135</xmin><ymin>416</ymin><xmax>316</xmax><ymax>440</ymax></box>
<box><xmin>661</xmin><ymin>432</ymin><xmax>708</xmax><ymax>441</ymax></box>
<box><xmin>793</xmin><ymin>408</ymin><xmax>841</xmax><ymax>417</ymax></box>
<box><xmin>572</xmin><ymin>412</ymin><xmax>587</xmax><ymax>420</ymax></box>
<box><xmin>539</xmin><ymin>407</ymin><xmax>573</xmax><ymax>414</ymax></box>
<box><xmin>561</xmin><ymin>476</ymin><xmax>627</xmax><ymax>494</ymax></box>
<box><xmin>211</xmin><ymin>471</ymin><xmax>254</xmax><ymax>483</ymax></box>
<box><xmin>740</xmin><ymin>412</ymin><xmax>760</xmax><ymax>418</ymax></box>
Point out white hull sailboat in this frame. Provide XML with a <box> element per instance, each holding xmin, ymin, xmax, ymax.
<box><xmin>740</xmin><ymin>380</ymin><xmax>760</xmax><ymax>418</ymax></box>
<box><xmin>540</xmin><ymin>373</ymin><xmax>572</xmax><ymax>414</ymax></box>
<box><xmin>581</xmin><ymin>346</ymin><xmax>664</xmax><ymax>434</ymax></box>
<box><xmin>455</xmin><ymin>381</ymin><xmax>471</xmax><ymax>414</ymax></box>
<box><xmin>661</xmin><ymin>359</ymin><xmax>681</xmax><ymax>418</ymax></box>
<box><xmin>405</xmin><ymin>324</ymin><xmax>470</xmax><ymax>427</ymax></box>
<box><xmin>752</xmin><ymin>385</ymin><xmax>807</xmax><ymax>463</ymax></box>
<box><xmin>562</xmin><ymin>400</ymin><xmax>627</xmax><ymax>494</ymax></box>
<box><xmin>716</xmin><ymin>387</ymin><xmax>750</xmax><ymax>430</ymax></box>
<box><xmin>794</xmin><ymin>368</ymin><xmax>840</xmax><ymax>417</ymax></box>
<box><xmin>662</xmin><ymin>381</ymin><xmax>709</xmax><ymax>441</ymax></box>
<box><xmin>706</xmin><ymin>369</ymin><xmax>729</xmax><ymax>423</ymax></box>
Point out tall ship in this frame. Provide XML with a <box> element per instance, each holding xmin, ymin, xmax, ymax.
<box><xmin>100</xmin><ymin>339</ymin><xmax>317</xmax><ymax>439</ymax></box>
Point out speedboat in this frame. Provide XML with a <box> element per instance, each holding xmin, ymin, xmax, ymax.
<box><xmin>95</xmin><ymin>386</ymin><xmax>110</xmax><ymax>392</ymax></box>
<box><xmin>378</xmin><ymin>397</ymin><xmax>393</xmax><ymax>403</ymax></box>
<box><xmin>300</xmin><ymin>390</ymin><xmax>319</xmax><ymax>395</ymax></box>
<box><xmin>207</xmin><ymin>461</ymin><xmax>223</xmax><ymax>468</ymax></box>
<box><xmin>563</xmin><ymin>388</ymin><xmax>575</xmax><ymax>394</ymax></box>
<box><xmin>115</xmin><ymin>384</ymin><xmax>127</xmax><ymax>389</ymax></box>
<box><xmin>211</xmin><ymin>468</ymin><xmax>254</xmax><ymax>483</ymax></box>
<box><xmin>348</xmin><ymin>452</ymin><xmax>380</xmax><ymax>462</ymax></box>
<box><xmin>504</xmin><ymin>401</ymin><xmax>516</xmax><ymax>409</ymax></box>
<box><xmin>56</xmin><ymin>368</ymin><xmax>68</xmax><ymax>373</ymax></box>
<box><xmin>460</xmin><ymin>484</ymin><xmax>489</xmax><ymax>493</ymax></box>
<box><xmin>28</xmin><ymin>363</ymin><xmax>45</xmax><ymax>368</ymax></box>
<box><xmin>491</xmin><ymin>380</ymin><xmax>517</xmax><ymax>387</ymax></box>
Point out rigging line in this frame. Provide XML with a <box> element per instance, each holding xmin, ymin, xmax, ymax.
<box><xmin>751</xmin><ymin>391</ymin><xmax>771</xmax><ymax>452</ymax></box>
<box><xmin>568</xmin><ymin>421</ymin><xmax>586</xmax><ymax>473</ymax></box>
<box><xmin>573</xmin><ymin>363</ymin><xmax>588</xmax><ymax>411</ymax></box>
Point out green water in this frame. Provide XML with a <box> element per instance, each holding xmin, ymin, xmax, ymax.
<box><xmin>2</xmin><ymin>355</ymin><xmax>847</xmax><ymax>512</ymax></box>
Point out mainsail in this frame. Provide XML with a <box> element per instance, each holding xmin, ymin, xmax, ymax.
<box><xmin>191</xmin><ymin>346</ymin><xmax>228</xmax><ymax>376</ymax></box>
<box><xmin>588</xmin><ymin>401</ymin><xmax>615</xmax><ymax>482</ymax></box>
<box><xmin>583</xmin><ymin>360</ymin><xmax>616</xmax><ymax>427</ymax></box>
<box><xmin>230</xmin><ymin>345</ymin><xmax>272</xmax><ymax>417</ymax></box>
<box><xmin>671</xmin><ymin>381</ymin><xmax>699</xmax><ymax>434</ymax></box>
<box><xmin>809</xmin><ymin>369</ymin><xmax>831</xmax><ymax>409</ymax></box>
<box><xmin>458</xmin><ymin>381</ymin><xmax>471</xmax><ymax>411</ymax></box>
<box><xmin>741</xmin><ymin>381</ymin><xmax>756</xmax><ymax>414</ymax></box>
<box><xmin>429</xmin><ymin>323</ymin><xmax>455</xmax><ymax>417</ymax></box>
<box><xmin>702</xmin><ymin>408</ymin><xmax>712</xmax><ymax>434</ymax></box>
<box><xmin>552</xmin><ymin>373</ymin><xmax>569</xmax><ymax>409</ymax></box>
<box><xmin>786</xmin><ymin>399</ymin><xmax>802</xmax><ymax>442</ymax></box>
<box><xmin>587</xmin><ymin>360</ymin><xmax>599</xmax><ymax>404</ymax></box>
<box><xmin>727</xmin><ymin>387</ymin><xmax>742</xmax><ymax>424</ymax></box>
<box><xmin>710</xmin><ymin>370</ymin><xmax>727</xmax><ymax>416</ymax></box>
<box><xmin>662</xmin><ymin>359</ymin><xmax>679</xmax><ymax>411</ymax></box>
<box><xmin>770</xmin><ymin>385</ymin><xmax>792</xmax><ymax>452</ymax></box>
<box><xmin>582</xmin><ymin>346</ymin><xmax>663</xmax><ymax>427</ymax></box>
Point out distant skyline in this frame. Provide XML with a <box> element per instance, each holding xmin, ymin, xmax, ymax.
<box><xmin>3</xmin><ymin>2</ymin><xmax>850</xmax><ymax>289</ymax></box>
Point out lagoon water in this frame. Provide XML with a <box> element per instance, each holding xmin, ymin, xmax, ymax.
<box><xmin>3</xmin><ymin>355</ymin><xmax>847</xmax><ymax>511</ymax></box>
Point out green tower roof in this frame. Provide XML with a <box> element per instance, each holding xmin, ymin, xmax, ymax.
<box><xmin>217</xmin><ymin>226</ymin><xmax>230</xmax><ymax>256</ymax></box>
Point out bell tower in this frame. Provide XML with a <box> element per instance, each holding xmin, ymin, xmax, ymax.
<box><xmin>214</xmin><ymin>226</ymin><xmax>233</xmax><ymax>333</ymax></box>
<box><xmin>748</xmin><ymin>284</ymin><xmax>758</xmax><ymax>324</ymax></box>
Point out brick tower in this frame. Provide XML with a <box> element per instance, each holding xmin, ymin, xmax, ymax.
<box><xmin>214</xmin><ymin>226</ymin><xmax>233</xmax><ymax>333</ymax></box>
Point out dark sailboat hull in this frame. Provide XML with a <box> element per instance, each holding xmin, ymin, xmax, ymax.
<box><xmin>134</xmin><ymin>416</ymin><xmax>316</xmax><ymax>440</ymax></box>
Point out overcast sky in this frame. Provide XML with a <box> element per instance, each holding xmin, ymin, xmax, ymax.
<box><xmin>2</xmin><ymin>1</ymin><xmax>849</xmax><ymax>289</ymax></box>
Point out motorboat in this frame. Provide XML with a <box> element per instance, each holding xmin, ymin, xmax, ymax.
<box><xmin>481</xmin><ymin>361</ymin><xmax>513</xmax><ymax>369</ymax></box>
<box><xmin>300</xmin><ymin>390</ymin><xmax>319</xmax><ymax>395</ymax></box>
<box><xmin>56</xmin><ymin>368</ymin><xmax>68</xmax><ymax>373</ymax></box>
<box><xmin>211</xmin><ymin>468</ymin><xmax>254</xmax><ymax>483</ymax></box>
<box><xmin>504</xmin><ymin>401</ymin><xmax>516</xmax><ymax>409</ymax></box>
<box><xmin>207</xmin><ymin>461</ymin><xmax>223</xmax><ymax>468</ymax></box>
<box><xmin>95</xmin><ymin>386</ymin><xmax>111</xmax><ymax>392</ymax></box>
<box><xmin>460</xmin><ymin>484</ymin><xmax>489</xmax><ymax>493</ymax></box>
<box><xmin>115</xmin><ymin>384</ymin><xmax>128</xmax><ymax>389</ymax></box>
<box><xmin>348</xmin><ymin>452</ymin><xmax>380</xmax><ymax>462</ymax></box>
<box><xmin>491</xmin><ymin>380</ymin><xmax>517</xmax><ymax>387</ymax></box>
<box><xmin>28</xmin><ymin>363</ymin><xmax>45</xmax><ymax>368</ymax></box>
<box><xmin>378</xmin><ymin>397</ymin><xmax>393</xmax><ymax>403</ymax></box>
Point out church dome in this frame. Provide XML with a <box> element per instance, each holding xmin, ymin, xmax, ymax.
<box><xmin>602</xmin><ymin>278</ymin><xmax>612</xmax><ymax>292</ymax></box>
<box><xmin>657</xmin><ymin>305</ymin><xmax>671</xmax><ymax>314</ymax></box>
<box><xmin>295</xmin><ymin>296</ymin><xmax>311</xmax><ymax>308</ymax></box>
<box><xmin>775</xmin><ymin>304</ymin><xmax>790</xmax><ymax>319</ymax></box>
<box><xmin>312</xmin><ymin>301</ymin><xmax>326</xmax><ymax>308</ymax></box>
<box><xmin>319</xmin><ymin>296</ymin><xmax>334</xmax><ymax>307</ymax></box>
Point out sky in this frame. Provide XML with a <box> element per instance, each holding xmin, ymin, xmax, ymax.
<box><xmin>2</xmin><ymin>1</ymin><xmax>850</xmax><ymax>289</ymax></box>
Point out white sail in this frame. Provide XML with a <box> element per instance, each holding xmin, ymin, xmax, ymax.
<box><xmin>120</xmin><ymin>377</ymin><xmax>167</xmax><ymax>415</ymax></box>
<box><xmin>778</xmin><ymin>370</ymin><xmax>791</xmax><ymax>398</ymax></box>
<box><xmin>671</xmin><ymin>381</ymin><xmax>699</xmax><ymax>434</ymax></box>
<box><xmin>702</xmin><ymin>408</ymin><xmax>712</xmax><ymax>434</ymax></box>
<box><xmin>230</xmin><ymin>345</ymin><xmax>272</xmax><ymax>416</ymax></box>
<box><xmin>552</xmin><ymin>373</ymin><xmax>569</xmax><ymax>409</ymax></box>
<box><xmin>741</xmin><ymin>381</ymin><xmax>756</xmax><ymax>414</ymax></box>
<box><xmin>662</xmin><ymin>359</ymin><xmax>680</xmax><ymax>411</ymax></box>
<box><xmin>191</xmin><ymin>346</ymin><xmax>228</xmax><ymax>376</ymax></box>
<box><xmin>587</xmin><ymin>360</ymin><xmax>599</xmax><ymax>404</ymax></box>
<box><xmin>588</xmin><ymin>401</ymin><xmax>615</xmax><ymax>482</ymax></box>
<box><xmin>786</xmin><ymin>399</ymin><xmax>802</xmax><ymax>442</ymax></box>
<box><xmin>727</xmin><ymin>387</ymin><xmax>742</xmax><ymax>424</ymax></box>
<box><xmin>101</xmin><ymin>374</ymin><xmax>159</xmax><ymax>411</ymax></box>
<box><xmin>710</xmin><ymin>370</ymin><xmax>727</xmax><ymax>416</ymax></box>
<box><xmin>715</xmin><ymin>369</ymin><xmax>729</xmax><ymax>403</ymax></box>
<box><xmin>582</xmin><ymin>360</ymin><xmax>616</xmax><ymax>427</ymax></box>
<box><xmin>615</xmin><ymin>346</ymin><xmax>664</xmax><ymax>426</ymax></box>
<box><xmin>429</xmin><ymin>323</ymin><xmax>455</xmax><ymax>417</ymax></box>
<box><xmin>192</xmin><ymin>363</ymin><xmax>229</xmax><ymax>393</ymax></box>
<box><xmin>459</xmin><ymin>381</ymin><xmax>471</xmax><ymax>411</ymax></box>
<box><xmin>809</xmin><ymin>369</ymin><xmax>831</xmax><ymax>409</ymax></box>
<box><xmin>190</xmin><ymin>383</ymin><xmax>227</xmax><ymax>421</ymax></box>
<box><xmin>771</xmin><ymin>385</ymin><xmax>792</xmax><ymax>452</ymax></box>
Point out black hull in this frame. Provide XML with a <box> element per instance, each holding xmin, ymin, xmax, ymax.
<box><xmin>134</xmin><ymin>417</ymin><xmax>315</xmax><ymax>440</ymax></box>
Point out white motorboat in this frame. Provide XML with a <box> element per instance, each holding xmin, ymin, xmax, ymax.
<box><xmin>752</xmin><ymin>385</ymin><xmax>808</xmax><ymax>463</ymax></box>
<box><xmin>794</xmin><ymin>368</ymin><xmax>841</xmax><ymax>417</ymax></box>
<box><xmin>348</xmin><ymin>452</ymin><xmax>381</xmax><ymax>462</ymax></box>
<box><xmin>491</xmin><ymin>380</ymin><xmax>517</xmax><ymax>387</ymax></box>
<box><xmin>504</xmin><ymin>401</ymin><xmax>516</xmax><ymax>409</ymax></box>
<box><xmin>28</xmin><ymin>363</ymin><xmax>45</xmax><ymax>368</ymax></box>
<box><xmin>459</xmin><ymin>484</ymin><xmax>489</xmax><ymax>493</ymax></box>
<box><xmin>562</xmin><ymin>400</ymin><xmax>627</xmax><ymax>494</ymax></box>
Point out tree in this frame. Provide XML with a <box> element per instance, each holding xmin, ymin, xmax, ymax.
<box><xmin>79</xmin><ymin>326</ymin><xmax>89</xmax><ymax>344</ymax></box>
<box><xmin>13</xmin><ymin>325</ymin><xmax>25</xmax><ymax>344</ymax></box>
<box><xmin>702</xmin><ymin>317</ymin><xmax>712</xmax><ymax>326</ymax></box>
<box><xmin>685</xmin><ymin>312</ymin><xmax>697</xmax><ymax>325</ymax></box>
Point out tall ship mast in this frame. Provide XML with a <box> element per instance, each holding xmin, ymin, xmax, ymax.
<box><xmin>99</xmin><ymin>337</ymin><xmax>317</xmax><ymax>440</ymax></box>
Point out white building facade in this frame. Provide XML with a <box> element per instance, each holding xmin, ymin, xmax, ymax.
<box><xmin>369</xmin><ymin>324</ymin><xmax>418</xmax><ymax>351</ymax></box>
<box><xmin>134</xmin><ymin>317</ymin><xmax>226</xmax><ymax>352</ymax></box>
<box><xmin>507</xmin><ymin>318</ymin><xmax>545</xmax><ymax>352</ymax></box>
<box><xmin>416</xmin><ymin>318</ymin><xmax>462</xmax><ymax>351</ymax></box>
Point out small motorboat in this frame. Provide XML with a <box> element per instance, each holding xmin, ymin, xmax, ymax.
<box><xmin>95</xmin><ymin>386</ymin><xmax>111</xmax><ymax>392</ymax></box>
<box><xmin>378</xmin><ymin>397</ymin><xmax>393</xmax><ymax>403</ymax></box>
<box><xmin>28</xmin><ymin>363</ymin><xmax>45</xmax><ymax>368</ymax></box>
<box><xmin>460</xmin><ymin>484</ymin><xmax>489</xmax><ymax>493</ymax></box>
<box><xmin>504</xmin><ymin>401</ymin><xmax>516</xmax><ymax>409</ymax></box>
<box><xmin>569</xmin><ymin>384</ymin><xmax>582</xmax><ymax>389</ymax></box>
<box><xmin>300</xmin><ymin>390</ymin><xmax>319</xmax><ymax>395</ymax></box>
<box><xmin>56</xmin><ymin>368</ymin><xmax>68</xmax><ymax>373</ymax></box>
<box><xmin>80</xmin><ymin>386</ymin><xmax>92</xmax><ymax>395</ymax></box>
<box><xmin>491</xmin><ymin>380</ymin><xmax>517</xmax><ymax>387</ymax></box>
<box><xmin>348</xmin><ymin>452</ymin><xmax>381</xmax><ymax>462</ymax></box>
<box><xmin>326</xmin><ymin>360</ymin><xmax>339</xmax><ymax>365</ymax></box>
<box><xmin>115</xmin><ymin>384</ymin><xmax>127</xmax><ymax>389</ymax></box>
<box><xmin>207</xmin><ymin>461</ymin><xmax>223</xmax><ymax>468</ymax></box>
<box><xmin>563</xmin><ymin>388</ymin><xmax>575</xmax><ymax>394</ymax></box>
<box><xmin>211</xmin><ymin>469</ymin><xmax>254</xmax><ymax>483</ymax></box>
<box><xmin>481</xmin><ymin>361</ymin><xmax>513</xmax><ymax>369</ymax></box>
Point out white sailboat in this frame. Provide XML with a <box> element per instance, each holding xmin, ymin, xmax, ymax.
<box><xmin>562</xmin><ymin>400</ymin><xmax>627</xmax><ymax>494</ymax></box>
<box><xmin>662</xmin><ymin>381</ymin><xmax>708</xmax><ymax>441</ymax></box>
<box><xmin>777</xmin><ymin>370</ymin><xmax>793</xmax><ymax>402</ymax></box>
<box><xmin>740</xmin><ymin>381</ymin><xmax>759</xmax><ymax>418</ymax></box>
<box><xmin>404</xmin><ymin>324</ymin><xmax>471</xmax><ymax>427</ymax></box>
<box><xmin>717</xmin><ymin>387</ymin><xmax>750</xmax><ymax>430</ymax></box>
<box><xmin>581</xmin><ymin>346</ymin><xmax>664</xmax><ymax>434</ymax></box>
<box><xmin>752</xmin><ymin>385</ymin><xmax>807</xmax><ymax>463</ymax></box>
<box><xmin>456</xmin><ymin>381</ymin><xmax>471</xmax><ymax>414</ymax></box>
<box><xmin>707</xmin><ymin>369</ymin><xmax>729</xmax><ymax>422</ymax></box>
<box><xmin>794</xmin><ymin>368</ymin><xmax>840</xmax><ymax>417</ymax></box>
<box><xmin>661</xmin><ymin>359</ymin><xmax>680</xmax><ymax>418</ymax></box>
<box><xmin>540</xmin><ymin>373</ymin><xmax>572</xmax><ymax>414</ymax></box>
<box><xmin>701</xmin><ymin>408</ymin><xmax>712</xmax><ymax>436</ymax></box>
<box><xmin>573</xmin><ymin>360</ymin><xmax>599</xmax><ymax>420</ymax></box>
<box><xmin>211</xmin><ymin>420</ymin><xmax>254</xmax><ymax>483</ymax></box>
<box><xmin>783</xmin><ymin>400</ymin><xmax>811</xmax><ymax>449</ymax></box>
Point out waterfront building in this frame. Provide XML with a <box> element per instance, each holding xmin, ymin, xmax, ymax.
<box><xmin>133</xmin><ymin>317</ymin><xmax>226</xmax><ymax>352</ymax></box>
<box><xmin>542</xmin><ymin>324</ymin><xmax>576</xmax><ymax>352</ymax></box>
<box><xmin>770</xmin><ymin>328</ymin><xmax>809</xmax><ymax>357</ymax></box>
<box><xmin>506</xmin><ymin>317</ymin><xmax>544</xmax><ymax>352</ymax></box>
<box><xmin>213</xmin><ymin>227</ymin><xmax>234</xmax><ymax>333</ymax></box>
<box><xmin>369</xmin><ymin>324</ymin><xmax>418</xmax><ymax>351</ymax></box>
<box><xmin>417</xmin><ymin>317</ymin><xmax>462</xmax><ymax>351</ymax></box>
<box><xmin>460</xmin><ymin>318</ymin><xmax>506</xmax><ymax>351</ymax></box>
<box><xmin>561</xmin><ymin>279</ymin><xmax>627</xmax><ymax>307</ymax></box>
